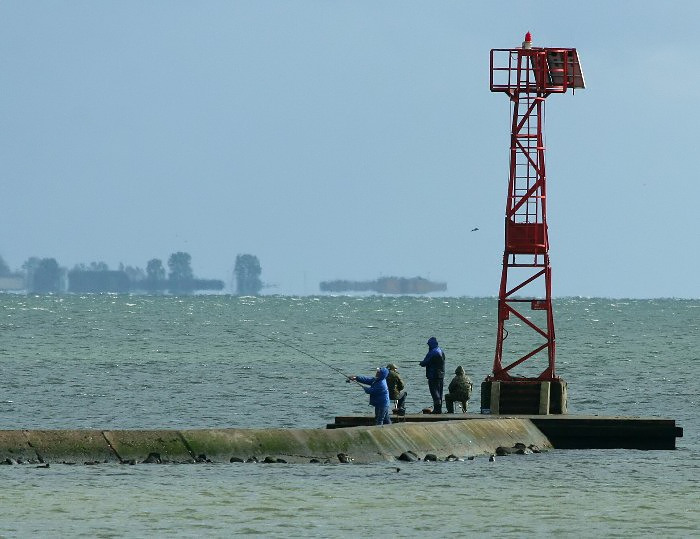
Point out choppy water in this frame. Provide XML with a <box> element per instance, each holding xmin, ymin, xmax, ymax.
<box><xmin>1</xmin><ymin>294</ymin><xmax>698</xmax><ymax>537</ymax></box>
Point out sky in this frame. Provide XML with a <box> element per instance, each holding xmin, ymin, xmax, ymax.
<box><xmin>1</xmin><ymin>1</ymin><xmax>698</xmax><ymax>298</ymax></box>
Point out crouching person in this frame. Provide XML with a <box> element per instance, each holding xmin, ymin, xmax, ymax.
<box><xmin>386</xmin><ymin>363</ymin><xmax>407</xmax><ymax>416</ymax></box>
<box><xmin>445</xmin><ymin>365</ymin><xmax>473</xmax><ymax>413</ymax></box>
<box><xmin>349</xmin><ymin>367</ymin><xmax>391</xmax><ymax>425</ymax></box>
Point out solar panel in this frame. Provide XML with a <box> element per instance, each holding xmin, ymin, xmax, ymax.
<box><xmin>546</xmin><ymin>49</ymin><xmax>585</xmax><ymax>89</ymax></box>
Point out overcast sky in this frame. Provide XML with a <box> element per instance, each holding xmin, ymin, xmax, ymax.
<box><xmin>1</xmin><ymin>1</ymin><xmax>698</xmax><ymax>298</ymax></box>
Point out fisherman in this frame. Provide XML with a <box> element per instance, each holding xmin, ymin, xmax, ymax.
<box><xmin>419</xmin><ymin>336</ymin><xmax>445</xmax><ymax>414</ymax></box>
<box><xmin>348</xmin><ymin>367</ymin><xmax>391</xmax><ymax>425</ymax></box>
<box><xmin>386</xmin><ymin>363</ymin><xmax>407</xmax><ymax>416</ymax></box>
<box><xmin>445</xmin><ymin>365</ymin><xmax>473</xmax><ymax>413</ymax></box>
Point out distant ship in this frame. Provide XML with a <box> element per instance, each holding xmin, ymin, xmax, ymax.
<box><xmin>320</xmin><ymin>276</ymin><xmax>446</xmax><ymax>295</ymax></box>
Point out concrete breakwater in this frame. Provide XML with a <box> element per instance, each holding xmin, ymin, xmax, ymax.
<box><xmin>331</xmin><ymin>414</ymin><xmax>684</xmax><ymax>450</ymax></box>
<box><xmin>0</xmin><ymin>418</ymin><xmax>551</xmax><ymax>465</ymax></box>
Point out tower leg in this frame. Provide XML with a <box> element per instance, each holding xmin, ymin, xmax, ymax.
<box><xmin>481</xmin><ymin>379</ymin><xmax>568</xmax><ymax>415</ymax></box>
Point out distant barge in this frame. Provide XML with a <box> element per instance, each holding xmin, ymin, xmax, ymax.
<box><xmin>320</xmin><ymin>276</ymin><xmax>446</xmax><ymax>295</ymax></box>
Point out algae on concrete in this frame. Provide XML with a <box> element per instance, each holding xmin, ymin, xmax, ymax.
<box><xmin>25</xmin><ymin>430</ymin><xmax>117</xmax><ymax>464</ymax></box>
<box><xmin>0</xmin><ymin>431</ymin><xmax>37</xmax><ymax>462</ymax></box>
<box><xmin>103</xmin><ymin>430</ymin><xmax>193</xmax><ymax>463</ymax></box>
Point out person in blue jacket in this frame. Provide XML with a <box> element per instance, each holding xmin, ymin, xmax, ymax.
<box><xmin>348</xmin><ymin>367</ymin><xmax>391</xmax><ymax>425</ymax></box>
<box><xmin>420</xmin><ymin>336</ymin><xmax>446</xmax><ymax>414</ymax></box>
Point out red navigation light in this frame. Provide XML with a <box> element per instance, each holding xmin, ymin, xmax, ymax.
<box><xmin>525</xmin><ymin>31</ymin><xmax>532</xmax><ymax>43</ymax></box>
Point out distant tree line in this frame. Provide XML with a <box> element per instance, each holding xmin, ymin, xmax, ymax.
<box><xmin>0</xmin><ymin>252</ymin><xmax>264</xmax><ymax>296</ymax></box>
<box><xmin>234</xmin><ymin>254</ymin><xmax>262</xmax><ymax>295</ymax></box>
<box><xmin>0</xmin><ymin>255</ymin><xmax>16</xmax><ymax>277</ymax></box>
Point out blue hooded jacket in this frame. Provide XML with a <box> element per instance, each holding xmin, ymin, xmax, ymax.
<box><xmin>420</xmin><ymin>337</ymin><xmax>445</xmax><ymax>379</ymax></box>
<box><xmin>355</xmin><ymin>367</ymin><xmax>390</xmax><ymax>407</ymax></box>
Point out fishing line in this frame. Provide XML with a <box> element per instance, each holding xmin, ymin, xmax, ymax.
<box><xmin>247</xmin><ymin>328</ymin><xmax>365</xmax><ymax>388</ymax></box>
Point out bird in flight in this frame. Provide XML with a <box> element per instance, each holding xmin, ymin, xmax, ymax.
<box><xmin>470</xmin><ymin>227</ymin><xmax>479</xmax><ymax>232</ymax></box>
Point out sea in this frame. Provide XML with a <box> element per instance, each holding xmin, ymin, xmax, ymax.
<box><xmin>0</xmin><ymin>294</ymin><xmax>698</xmax><ymax>538</ymax></box>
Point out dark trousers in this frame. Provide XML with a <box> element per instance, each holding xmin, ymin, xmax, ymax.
<box><xmin>428</xmin><ymin>378</ymin><xmax>443</xmax><ymax>413</ymax></box>
<box><xmin>445</xmin><ymin>394</ymin><xmax>468</xmax><ymax>413</ymax></box>
<box><xmin>393</xmin><ymin>390</ymin><xmax>407</xmax><ymax>415</ymax></box>
<box><xmin>374</xmin><ymin>404</ymin><xmax>391</xmax><ymax>425</ymax></box>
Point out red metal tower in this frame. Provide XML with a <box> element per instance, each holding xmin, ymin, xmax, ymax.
<box><xmin>484</xmin><ymin>33</ymin><xmax>584</xmax><ymax>413</ymax></box>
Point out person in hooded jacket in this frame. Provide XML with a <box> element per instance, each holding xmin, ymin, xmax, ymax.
<box><xmin>348</xmin><ymin>367</ymin><xmax>392</xmax><ymax>425</ymax></box>
<box><xmin>386</xmin><ymin>363</ymin><xmax>407</xmax><ymax>416</ymax></box>
<box><xmin>445</xmin><ymin>365</ymin><xmax>473</xmax><ymax>413</ymax></box>
<box><xmin>420</xmin><ymin>336</ymin><xmax>445</xmax><ymax>413</ymax></box>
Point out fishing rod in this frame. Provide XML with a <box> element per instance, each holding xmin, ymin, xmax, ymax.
<box><xmin>248</xmin><ymin>328</ymin><xmax>365</xmax><ymax>388</ymax></box>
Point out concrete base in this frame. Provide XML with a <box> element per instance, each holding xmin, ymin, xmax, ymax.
<box><xmin>330</xmin><ymin>414</ymin><xmax>683</xmax><ymax>450</ymax></box>
<box><xmin>480</xmin><ymin>380</ymin><xmax>568</xmax><ymax>415</ymax></box>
